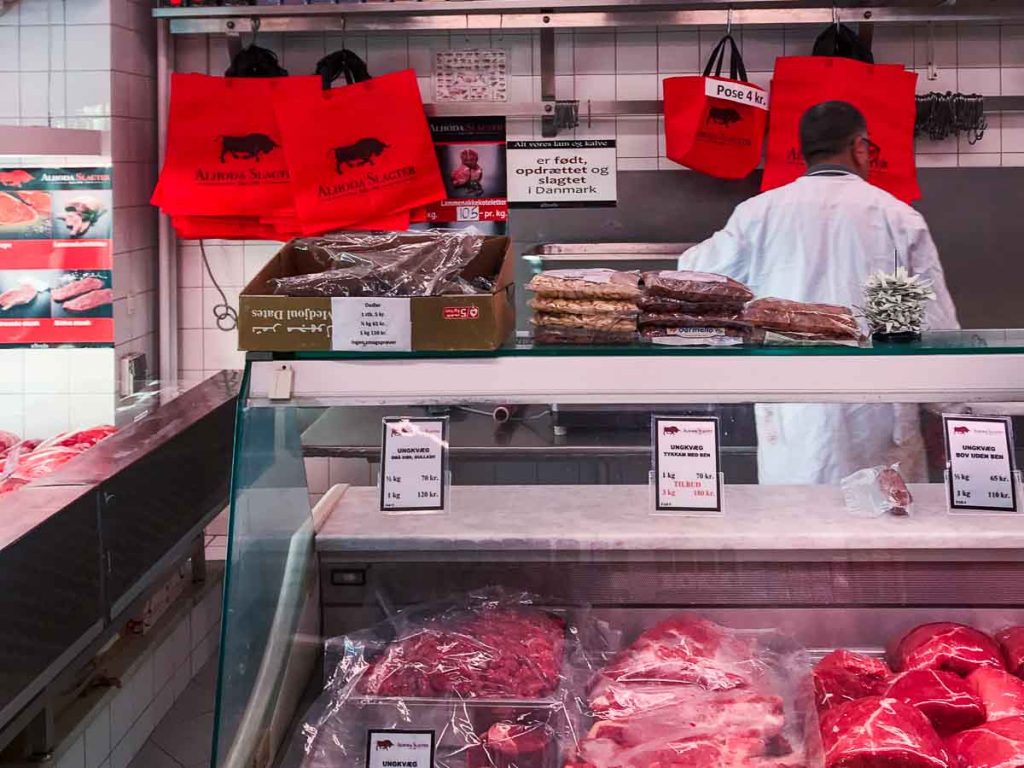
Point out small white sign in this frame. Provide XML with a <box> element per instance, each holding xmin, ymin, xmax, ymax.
<box><xmin>944</xmin><ymin>415</ymin><xmax>1018</xmax><ymax>513</ymax></box>
<box><xmin>367</xmin><ymin>730</ymin><xmax>435</xmax><ymax>768</ymax></box>
<box><xmin>653</xmin><ymin>416</ymin><xmax>722</xmax><ymax>512</ymax></box>
<box><xmin>380</xmin><ymin>418</ymin><xmax>448</xmax><ymax>512</ymax></box>
<box><xmin>332</xmin><ymin>297</ymin><xmax>412</xmax><ymax>352</ymax></box>
<box><xmin>508</xmin><ymin>140</ymin><xmax>617</xmax><ymax>207</ymax></box>
<box><xmin>704</xmin><ymin>78</ymin><xmax>769</xmax><ymax>110</ymax></box>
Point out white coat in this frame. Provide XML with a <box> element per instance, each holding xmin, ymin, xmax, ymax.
<box><xmin>680</xmin><ymin>170</ymin><xmax>959</xmax><ymax>485</ymax></box>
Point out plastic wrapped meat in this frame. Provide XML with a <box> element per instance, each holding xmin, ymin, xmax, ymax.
<box><xmin>969</xmin><ymin>668</ymin><xmax>1024</xmax><ymax>721</ymax></box>
<box><xmin>946</xmin><ymin>716</ymin><xmax>1024</xmax><ymax>768</ymax></box>
<box><xmin>10</xmin><ymin>446</ymin><xmax>83</xmax><ymax>480</ymax></box>
<box><xmin>893</xmin><ymin>623</ymin><xmax>1005</xmax><ymax>676</ymax></box>
<box><xmin>642</xmin><ymin>270</ymin><xmax>753</xmax><ymax>305</ymax></box>
<box><xmin>820</xmin><ymin>697</ymin><xmax>949</xmax><ymax>768</ymax></box>
<box><xmin>526</xmin><ymin>270</ymin><xmax>641</xmax><ymax>301</ymax></box>
<box><xmin>842</xmin><ymin>464</ymin><xmax>914</xmax><ymax>518</ymax></box>
<box><xmin>997</xmin><ymin>628</ymin><xmax>1024</xmax><ymax>678</ymax></box>
<box><xmin>886</xmin><ymin>669</ymin><xmax>986</xmax><ymax>735</ymax></box>
<box><xmin>36</xmin><ymin>425</ymin><xmax>117</xmax><ymax>452</ymax></box>
<box><xmin>469</xmin><ymin>722</ymin><xmax>557</xmax><ymax>768</ymax></box>
<box><xmin>813</xmin><ymin>650</ymin><xmax>892</xmax><ymax>713</ymax></box>
<box><xmin>638</xmin><ymin>295</ymin><xmax>745</xmax><ymax>314</ymax></box>
<box><xmin>742</xmin><ymin>298</ymin><xmax>862</xmax><ymax>341</ymax></box>
<box><xmin>0</xmin><ymin>431</ymin><xmax>18</xmax><ymax>460</ymax></box>
<box><xmin>532</xmin><ymin>327</ymin><xmax>639</xmax><ymax>346</ymax></box>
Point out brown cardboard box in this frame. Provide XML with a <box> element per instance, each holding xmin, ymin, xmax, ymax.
<box><xmin>238</xmin><ymin>235</ymin><xmax>515</xmax><ymax>352</ymax></box>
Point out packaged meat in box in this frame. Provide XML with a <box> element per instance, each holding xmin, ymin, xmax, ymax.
<box><xmin>301</xmin><ymin>590</ymin><xmax>587</xmax><ymax>768</ymax></box>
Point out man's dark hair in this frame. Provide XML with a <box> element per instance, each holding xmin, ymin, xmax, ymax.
<box><xmin>799</xmin><ymin>101</ymin><xmax>868</xmax><ymax>165</ymax></box>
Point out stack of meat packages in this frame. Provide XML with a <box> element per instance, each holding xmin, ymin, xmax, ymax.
<box><xmin>0</xmin><ymin>425</ymin><xmax>117</xmax><ymax>496</ymax></box>
<box><xmin>815</xmin><ymin>621</ymin><xmax>1024</xmax><ymax>767</ymax></box>
<box><xmin>742</xmin><ymin>298</ymin><xmax>864</xmax><ymax>345</ymax></box>
<box><xmin>565</xmin><ymin>615</ymin><xmax>814</xmax><ymax>768</ymax></box>
<box><xmin>526</xmin><ymin>269</ymin><xmax>641</xmax><ymax>345</ymax></box>
<box><xmin>638</xmin><ymin>271</ymin><xmax>754</xmax><ymax>344</ymax></box>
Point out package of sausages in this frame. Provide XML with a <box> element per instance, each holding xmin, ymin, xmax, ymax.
<box><xmin>526</xmin><ymin>269</ymin><xmax>642</xmax><ymax>301</ymax></box>
<box><xmin>741</xmin><ymin>297</ymin><xmax>862</xmax><ymax>340</ymax></box>
<box><xmin>642</xmin><ymin>270</ymin><xmax>754</xmax><ymax>306</ymax></box>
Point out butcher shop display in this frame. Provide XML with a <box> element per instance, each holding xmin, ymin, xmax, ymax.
<box><xmin>527</xmin><ymin>269</ymin><xmax>641</xmax><ymax>345</ymax></box>
<box><xmin>0</xmin><ymin>425</ymin><xmax>117</xmax><ymax>496</ymax></box>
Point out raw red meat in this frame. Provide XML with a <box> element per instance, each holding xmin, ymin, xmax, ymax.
<box><xmin>0</xmin><ymin>477</ymin><xmax>26</xmax><ymax>496</ymax></box>
<box><xmin>471</xmin><ymin>722</ymin><xmax>555</xmax><ymax>768</ymax></box>
<box><xmin>969</xmin><ymin>668</ymin><xmax>1024</xmax><ymax>721</ymax></box>
<box><xmin>820</xmin><ymin>697</ymin><xmax>949</xmax><ymax>768</ymax></box>
<box><xmin>359</xmin><ymin>607</ymin><xmax>565</xmax><ymax>698</ymax></box>
<box><xmin>814</xmin><ymin>650</ymin><xmax>892</xmax><ymax>712</ymax></box>
<box><xmin>886</xmin><ymin>669</ymin><xmax>986</xmax><ymax>735</ymax></box>
<box><xmin>573</xmin><ymin>728</ymin><xmax>805</xmax><ymax>768</ymax></box>
<box><xmin>0</xmin><ymin>191</ymin><xmax>36</xmax><ymax>224</ymax></box>
<box><xmin>946</xmin><ymin>716</ymin><xmax>1024</xmax><ymax>768</ymax></box>
<box><xmin>63</xmin><ymin>288</ymin><xmax>113</xmax><ymax>312</ymax></box>
<box><xmin>997</xmin><ymin>628</ymin><xmax>1024</xmax><ymax>678</ymax></box>
<box><xmin>893</xmin><ymin>623</ymin><xmax>1005</xmax><ymax>677</ymax></box>
<box><xmin>0</xmin><ymin>281</ymin><xmax>38</xmax><ymax>310</ymax></box>
<box><xmin>37</xmin><ymin>425</ymin><xmax>117</xmax><ymax>452</ymax></box>
<box><xmin>0</xmin><ymin>431</ymin><xmax>18</xmax><ymax>459</ymax></box>
<box><xmin>10</xmin><ymin>446</ymin><xmax>84</xmax><ymax>481</ymax></box>
<box><xmin>52</xmin><ymin>277</ymin><xmax>104</xmax><ymax>302</ymax></box>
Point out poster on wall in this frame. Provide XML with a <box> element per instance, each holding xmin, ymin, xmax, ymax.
<box><xmin>507</xmin><ymin>139</ymin><xmax>617</xmax><ymax>208</ymax></box>
<box><xmin>410</xmin><ymin>117</ymin><xmax>508</xmax><ymax>235</ymax></box>
<box><xmin>0</xmin><ymin>166</ymin><xmax>113</xmax><ymax>347</ymax></box>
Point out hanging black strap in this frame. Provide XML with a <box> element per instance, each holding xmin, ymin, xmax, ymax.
<box><xmin>315</xmin><ymin>49</ymin><xmax>372</xmax><ymax>88</ymax></box>
<box><xmin>702</xmin><ymin>34</ymin><xmax>748</xmax><ymax>83</ymax></box>
<box><xmin>224</xmin><ymin>44</ymin><xmax>288</xmax><ymax>78</ymax></box>
<box><xmin>812</xmin><ymin>23</ymin><xmax>875</xmax><ymax>63</ymax></box>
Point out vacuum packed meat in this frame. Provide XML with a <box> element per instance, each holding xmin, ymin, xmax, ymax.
<box><xmin>639</xmin><ymin>310</ymin><xmax>748</xmax><ymax>329</ymax></box>
<box><xmin>533</xmin><ymin>327</ymin><xmax>639</xmax><ymax>345</ymax></box>
<box><xmin>946</xmin><ymin>716</ymin><xmax>1024</xmax><ymax>768</ymax></box>
<box><xmin>642</xmin><ymin>270</ymin><xmax>754</xmax><ymax>305</ymax></box>
<box><xmin>820</xmin><ymin>696</ymin><xmax>949</xmax><ymax>768</ymax></box>
<box><xmin>531</xmin><ymin>313</ymin><xmax>637</xmax><ymax>334</ymax></box>
<box><xmin>528</xmin><ymin>297</ymin><xmax>639</xmax><ymax>318</ymax></box>
<box><xmin>969</xmin><ymin>668</ymin><xmax>1024</xmax><ymax>721</ymax></box>
<box><xmin>742</xmin><ymin>298</ymin><xmax>862</xmax><ymax>340</ymax></box>
<box><xmin>52</xmin><ymin>277</ymin><xmax>104</xmax><ymax>302</ymax></box>
<box><xmin>0</xmin><ymin>281</ymin><xmax>39</xmax><ymax>311</ymax></box>
<box><xmin>885</xmin><ymin>669</ymin><xmax>986</xmax><ymax>735</ymax></box>
<box><xmin>893</xmin><ymin>623</ymin><xmax>1005</xmax><ymax>677</ymax></box>
<box><xmin>813</xmin><ymin>650</ymin><xmax>892</xmax><ymax>713</ymax></box>
<box><xmin>997</xmin><ymin>628</ymin><xmax>1024</xmax><ymax>678</ymax></box>
<box><xmin>526</xmin><ymin>270</ymin><xmax>641</xmax><ymax>301</ymax></box>
<box><xmin>470</xmin><ymin>721</ymin><xmax>556</xmax><ymax>768</ymax></box>
<box><xmin>63</xmin><ymin>288</ymin><xmax>113</xmax><ymax>312</ymax></box>
<box><xmin>637</xmin><ymin>295</ymin><xmax>744</xmax><ymax>314</ymax></box>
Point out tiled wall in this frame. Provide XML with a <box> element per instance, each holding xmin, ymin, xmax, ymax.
<box><xmin>168</xmin><ymin>23</ymin><xmax>1024</xmax><ymax>378</ymax></box>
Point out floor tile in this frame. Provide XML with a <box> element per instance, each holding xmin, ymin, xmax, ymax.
<box><xmin>150</xmin><ymin>712</ymin><xmax>214</xmax><ymax>766</ymax></box>
<box><xmin>126</xmin><ymin>741</ymin><xmax>180</xmax><ymax>768</ymax></box>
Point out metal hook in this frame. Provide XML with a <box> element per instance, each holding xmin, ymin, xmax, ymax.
<box><xmin>726</xmin><ymin>7</ymin><xmax>733</xmax><ymax>36</ymax></box>
<box><xmin>246</xmin><ymin>17</ymin><xmax>260</xmax><ymax>49</ymax></box>
<box><xmin>832</xmin><ymin>5</ymin><xmax>840</xmax><ymax>31</ymax></box>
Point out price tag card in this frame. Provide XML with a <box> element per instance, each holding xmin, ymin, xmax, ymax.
<box><xmin>332</xmin><ymin>297</ymin><xmax>412</xmax><ymax>352</ymax></box>
<box><xmin>653</xmin><ymin>416</ymin><xmax>722</xmax><ymax>513</ymax></box>
<box><xmin>944</xmin><ymin>415</ymin><xmax>1018</xmax><ymax>513</ymax></box>
<box><xmin>380</xmin><ymin>417</ymin><xmax>449</xmax><ymax>513</ymax></box>
<box><xmin>367</xmin><ymin>730</ymin><xmax>435</xmax><ymax>768</ymax></box>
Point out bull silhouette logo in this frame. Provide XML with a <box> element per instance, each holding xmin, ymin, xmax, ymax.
<box><xmin>663</xmin><ymin>426</ymin><xmax>680</xmax><ymax>436</ymax></box>
<box><xmin>376</xmin><ymin>740</ymin><xmax>394</xmax><ymax>751</ymax></box>
<box><xmin>333</xmin><ymin>138</ymin><xmax>389</xmax><ymax>174</ymax></box>
<box><xmin>707</xmin><ymin>107</ymin><xmax>742</xmax><ymax>127</ymax></box>
<box><xmin>219</xmin><ymin>133</ymin><xmax>279</xmax><ymax>163</ymax></box>
<box><xmin>954</xmin><ymin>426</ymin><xmax>970</xmax><ymax>435</ymax></box>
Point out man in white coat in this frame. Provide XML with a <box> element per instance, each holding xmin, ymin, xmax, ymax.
<box><xmin>680</xmin><ymin>101</ymin><xmax>958</xmax><ymax>484</ymax></box>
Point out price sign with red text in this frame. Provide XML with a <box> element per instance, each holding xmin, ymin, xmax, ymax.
<box><xmin>653</xmin><ymin>416</ymin><xmax>722</xmax><ymax>513</ymax></box>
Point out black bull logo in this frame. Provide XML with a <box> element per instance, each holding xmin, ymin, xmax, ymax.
<box><xmin>218</xmin><ymin>133</ymin><xmax>279</xmax><ymax>163</ymax></box>
<box><xmin>376</xmin><ymin>740</ymin><xmax>395</xmax><ymax>750</ymax></box>
<box><xmin>332</xmin><ymin>138</ymin><xmax>389</xmax><ymax>174</ymax></box>
<box><xmin>706</xmin><ymin>107</ymin><xmax>742</xmax><ymax>127</ymax></box>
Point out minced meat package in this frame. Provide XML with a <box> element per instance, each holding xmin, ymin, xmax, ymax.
<box><xmin>642</xmin><ymin>270</ymin><xmax>754</xmax><ymax>305</ymax></box>
<box><xmin>526</xmin><ymin>269</ymin><xmax>641</xmax><ymax>301</ymax></box>
<box><xmin>528</xmin><ymin>297</ymin><xmax>639</xmax><ymax>318</ymax></box>
<box><xmin>742</xmin><ymin>297</ymin><xmax>862</xmax><ymax>340</ymax></box>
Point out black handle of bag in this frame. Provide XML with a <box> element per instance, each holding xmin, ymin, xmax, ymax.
<box><xmin>702</xmin><ymin>34</ymin><xmax>748</xmax><ymax>83</ymax></box>
<box><xmin>224</xmin><ymin>44</ymin><xmax>289</xmax><ymax>78</ymax></box>
<box><xmin>315</xmin><ymin>49</ymin><xmax>372</xmax><ymax>88</ymax></box>
<box><xmin>812</xmin><ymin>23</ymin><xmax>875</xmax><ymax>64</ymax></box>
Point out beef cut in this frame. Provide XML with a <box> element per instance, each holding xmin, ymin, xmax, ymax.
<box><xmin>820</xmin><ymin>696</ymin><xmax>950</xmax><ymax>768</ymax></box>
<box><xmin>886</xmin><ymin>669</ymin><xmax>986</xmax><ymax>735</ymax></box>
<box><xmin>63</xmin><ymin>288</ymin><xmax>113</xmax><ymax>312</ymax></box>
<box><xmin>0</xmin><ymin>431</ymin><xmax>18</xmax><ymax>460</ymax></box>
<box><xmin>0</xmin><ymin>281</ymin><xmax>38</xmax><ymax>311</ymax></box>
<box><xmin>893</xmin><ymin>623</ymin><xmax>1005</xmax><ymax>677</ymax></box>
<box><xmin>37</xmin><ymin>425</ymin><xmax>117</xmax><ymax>452</ymax></box>
<box><xmin>470</xmin><ymin>722</ymin><xmax>556</xmax><ymax>768</ymax></box>
<box><xmin>359</xmin><ymin>607</ymin><xmax>565</xmax><ymax>698</ymax></box>
<box><xmin>969</xmin><ymin>668</ymin><xmax>1024</xmax><ymax>721</ymax></box>
<box><xmin>52</xmin><ymin>277</ymin><xmax>104</xmax><ymax>302</ymax></box>
<box><xmin>997</xmin><ymin>628</ymin><xmax>1024</xmax><ymax>678</ymax></box>
<box><xmin>946</xmin><ymin>716</ymin><xmax>1024</xmax><ymax>768</ymax></box>
<box><xmin>814</xmin><ymin>650</ymin><xmax>892</xmax><ymax>712</ymax></box>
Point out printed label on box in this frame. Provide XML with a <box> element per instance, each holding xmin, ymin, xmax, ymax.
<box><xmin>332</xmin><ymin>297</ymin><xmax>412</xmax><ymax>352</ymax></box>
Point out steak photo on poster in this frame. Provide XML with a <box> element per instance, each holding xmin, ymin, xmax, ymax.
<box><xmin>0</xmin><ymin>273</ymin><xmax>52</xmax><ymax>318</ymax></box>
<box><xmin>51</xmin><ymin>190</ymin><xmax>112</xmax><ymax>240</ymax></box>
<box><xmin>0</xmin><ymin>189</ymin><xmax>53</xmax><ymax>239</ymax></box>
<box><xmin>50</xmin><ymin>271</ymin><xmax>113</xmax><ymax>319</ymax></box>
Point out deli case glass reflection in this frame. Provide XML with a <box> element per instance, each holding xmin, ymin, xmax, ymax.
<box><xmin>212</xmin><ymin>337</ymin><xmax>1024</xmax><ymax>768</ymax></box>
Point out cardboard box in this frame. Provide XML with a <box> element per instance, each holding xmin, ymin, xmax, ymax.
<box><xmin>238</xmin><ymin>235</ymin><xmax>515</xmax><ymax>352</ymax></box>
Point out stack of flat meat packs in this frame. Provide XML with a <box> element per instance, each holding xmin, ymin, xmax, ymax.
<box><xmin>742</xmin><ymin>298</ymin><xmax>863</xmax><ymax>344</ymax></box>
<box><xmin>527</xmin><ymin>269</ymin><xmax>641</xmax><ymax>345</ymax></box>
<box><xmin>638</xmin><ymin>271</ymin><xmax>754</xmax><ymax>344</ymax></box>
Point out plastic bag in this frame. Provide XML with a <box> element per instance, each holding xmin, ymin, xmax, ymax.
<box><xmin>301</xmin><ymin>590</ymin><xmax>586</xmax><ymax>768</ymax></box>
<box><xmin>570</xmin><ymin>615</ymin><xmax>821</xmax><ymax>768</ymax></box>
<box><xmin>742</xmin><ymin>297</ymin><xmax>863</xmax><ymax>341</ymax></box>
<box><xmin>526</xmin><ymin>270</ymin><xmax>641</xmax><ymax>301</ymax></box>
<box><xmin>532</xmin><ymin>327</ymin><xmax>639</xmax><ymax>346</ymax></box>
<box><xmin>642</xmin><ymin>326</ymin><xmax>746</xmax><ymax>347</ymax></box>
<box><xmin>271</xmin><ymin>230</ymin><xmax>491</xmax><ymax>298</ymax></box>
<box><xmin>528</xmin><ymin>298</ymin><xmax>639</xmax><ymax>319</ymax></box>
<box><xmin>637</xmin><ymin>296</ymin><xmax>740</xmax><ymax>314</ymax></box>
<box><xmin>841</xmin><ymin>463</ymin><xmax>914</xmax><ymax>518</ymax></box>
<box><xmin>531</xmin><ymin>314</ymin><xmax>637</xmax><ymax>334</ymax></box>
<box><xmin>641</xmin><ymin>270</ymin><xmax>753</xmax><ymax>306</ymax></box>
<box><xmin>638</xmin><ymin>311</ymin><xmax>748</xmax><ymax>330</ymax></box>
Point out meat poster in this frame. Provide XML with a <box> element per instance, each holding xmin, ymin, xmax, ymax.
<box><xmin>0</xmin><ymin>166</ymin><xmax>113</xmax><ymax>347</ymax></box>
<box><xmin>410</xmin><ymin>117</ymin><xmax>508</xmax><ymax>235</ymax></box>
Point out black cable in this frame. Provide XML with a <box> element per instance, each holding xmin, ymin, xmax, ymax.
<box><xmin>199</xmin><ymin>240</ymin><xmax>238</xmax><ymax>332</ymax></box>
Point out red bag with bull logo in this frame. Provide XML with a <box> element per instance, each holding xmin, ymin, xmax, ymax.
<box><xmin>762</xmin><ymin>56</ymin><xmax>920</xmax><ymax>202</ymax></box>
<box><xmin>663</xmin><ymin>35</ymin><xmax>769</xmax><ymax>179</ymax></box>
<box><xmin>271</xmin><ymin>64</ymin><xmax>445</xmax><ymax>233</ymax></box>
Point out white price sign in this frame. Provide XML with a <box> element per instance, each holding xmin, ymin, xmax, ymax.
<box><xmin>653</xmin><ymin>417</ymin><xmax>722</xmax><ymax>512</ymax></box>
<box><xmin>380</xmin><ymin>418</ymin><xmax>448</xmax><ymax>512</ymax></box>
<box><xmin>332</xmin><ymin>297</ymin><xmax>412</xmax><ymax>352</ymax></box>
<box><xmin>367</xmin><ymin>730</ymin><xmax>435</xmax><ymax>768</ymax></box>
<box><xmin>944</xmin><ymin>416</ymin><xmax>1018</xmax><ymax>512</ymax></box>
<box><xmin>507</xmin><ymin>139</ymin><xmax>617</xmax><ymax>207</ymax></box>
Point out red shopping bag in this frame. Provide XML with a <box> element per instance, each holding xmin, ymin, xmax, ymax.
<box><xmin>664</xmin><ymin>35</ymin><xmax>768</xmax><ymax>179</ymax></box>
<box><xmin>153</xmin><ymin>73</ymin><xmax>321</xmax><ymax>217</ymax></box>
<box><xmin>763</xmin><ymin>56</ymin><xmax>920</xmax><ymax>202</ymax></box>
<box><xmin>272</xmin><ymin>68</ymin><xmax>445</xmax><ymax>230</ymax></box>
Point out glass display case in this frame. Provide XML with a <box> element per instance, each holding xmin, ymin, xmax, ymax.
<box><xmin>212</xmin><ymin>337</ymin><xmax>1024</xmax><ymax>768</ymax></box>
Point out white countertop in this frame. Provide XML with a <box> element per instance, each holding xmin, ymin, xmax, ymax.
<box><xmin>315</xmin><ymin>483</ymin><xmax>1024</xmax><ymax>561</ymax></box>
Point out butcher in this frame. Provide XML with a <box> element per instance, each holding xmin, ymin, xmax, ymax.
<box><xmin>679</xmin><ymin>100</ymin><xmax>958</xmax><ymax>484</ymax></box>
